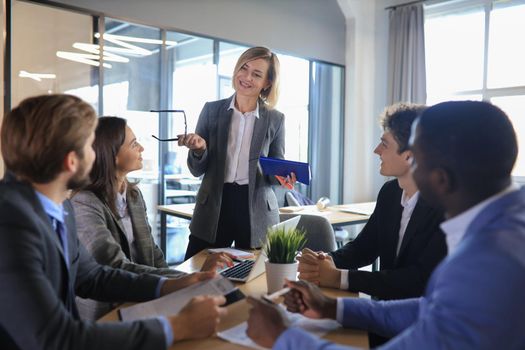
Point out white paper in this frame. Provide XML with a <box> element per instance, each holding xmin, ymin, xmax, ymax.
<box><xmin>208</xmin><ymin>247</ymin><xmax>255</xmax><ymax>258</ymax></box>
<box><xmin>217</xmin><ymin>305</ymin><xmax>341</xmax><ymax>350</ymax></box>
<box><xmin>339</xmin><ymin>202</ymin><xmax>376</xmax><ymax>216</ymax></box>
<box><xmin>218</xmin><ymin>323</ymin><xmax>269</xmax><ymax>350</ymax></box>
<box><xmin>119</xmin><ymin>276</ymin><xmax>237</xmax><ymax>321</ymax></box>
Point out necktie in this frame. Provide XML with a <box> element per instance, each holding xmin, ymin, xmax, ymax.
<box><xmin>52</xmin><ymin>218</ymin><xmax>69</xmax><ymax>267</ymax></box>
<box><xmin>50</xmin><ymin>216</ymin><xmax>78</xmax><ymax>318</ymax></box>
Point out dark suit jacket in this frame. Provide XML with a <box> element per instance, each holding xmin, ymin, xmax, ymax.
<box><xmin>72</xmin><ymin>189</ymin><xmax>183</xmax><ymax>320</ymax></box>
<box><xmin>330</xmin><ymin>180</ymin><xmax>447</xmax><ymax>300</ymax></box>
<box><xmin>188</xmin><ymin>96</ymin><xmax>285</xmax><ymax>247</ymax></box>
<box><xmin>0</xmin><ymin>178</ymin><xmax>165</xmax><ymax>350</ymax></box>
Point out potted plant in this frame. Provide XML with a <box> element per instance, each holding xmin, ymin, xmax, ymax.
<box><xmin>263</xmin><ymin>225</ymin><xmax>307</xmax><ymax>293</ymax></box>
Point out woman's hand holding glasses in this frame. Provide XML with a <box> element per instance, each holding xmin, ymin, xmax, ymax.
<box><xmin>177</xmin><ymin>133</ymin><xmax>207</xmax><ymax>156</ymax></box>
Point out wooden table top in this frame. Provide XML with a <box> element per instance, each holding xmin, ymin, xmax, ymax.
<box><xmin>99</xmin><ymin>251</ymin><xmax>369</xmax><ymax>349</ymax></box>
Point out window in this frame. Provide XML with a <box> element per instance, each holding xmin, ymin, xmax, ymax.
<box><xmin>425</xmin><ymin>0</ymin><xmax>525</xmax><ymax>177</ymax></box>
<box><xmin>275</xmin><ymin>55</ymin><xmax>310</xmax><ymax>163</ymax></box>
<box><xmin>100</xmin><ymin>19</ymin><xmax>163</xmax><ymax>243</ymax></box>
<box><xmin>8</xmin><ymin>0</ymin><xmax>344</xmax><ymax>263</ymax></box>
<box><xmin>11</xmin><ymin>1</ymin><xmax>98</xmax><ymax>109</ymax></box>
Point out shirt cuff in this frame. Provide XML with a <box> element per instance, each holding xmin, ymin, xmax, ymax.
<box><xmin>157</xmin><ymin>316</ymin><xmax>174</xmax><ymax>349</ymax></box>
<box><xmin>336</xmin><ymin>297</ymin><xmax>345</xmax><ymax>324</ymax></box>
<box><xmin>192</xmin><ymin>150</ymin><xmax>205</xmax><ymax>159</ymax></box>
<box><xmin>340</xmin><ymin>269</ymin><xmax>349</xmax><ymax>290</ymax></box>
<box><xmin>156</xmin><ymin>277</ymin><xmax>168</xmax><ymax>298</ymax></box>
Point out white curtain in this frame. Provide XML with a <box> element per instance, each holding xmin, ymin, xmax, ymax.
<box><xmin>387</xmin><ymin>4</ymin><xmax>427</xmax><ymax>104</ymax></box>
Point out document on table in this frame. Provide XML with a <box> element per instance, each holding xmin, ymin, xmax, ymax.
<box><xmin>339</xmin><ymin>201</ymin><xmax>376</xmax><ymax>215</ymax></box>
<box><xmin>119</xmin><ymin>276</ymin><xmax>238</xmax><ymax>321</ymax></box>
<box><xmin>208</xmin><ymin>247</ymin><xmax>254</xmax><ymax>259</ymax></box>
<box><xmin>217</xmin><ymin>305</ymin><xmax>341</xmax><ymax>349</ymax></box>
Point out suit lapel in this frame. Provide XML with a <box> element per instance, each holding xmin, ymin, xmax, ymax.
<box><xmin>217</xmin><ymin>98</ymin><xmax>234</xmax><ymax>174</ymax></box>
<box><xmin>28</xmin><ymin>188</ymin><xmax>71</xmax><ymax>269</ymax></box>
<box><xmin>250</xmin><ymin>105</ymin><xmax>269</xmax><ymax>161</ymax></box>
<box><xmin>385</xmin><ymin>200</ymin><xmax>403</xmax><ymax>266</ymax></box>
<box><xmin>39</xmin><ymin>212</ymin><xmax>70</xmax><ymax>266</ymax></box>
<box><xmin>127</xmin><ymin>191</ymin><xmax>150</xmax><ymax>264</ymax></box>
<box><xmin>396</xmin><ymin>198</ymin><xmax>429</xmax><ymax>260</ymax></box>
<box><xmin>106</xmin><ymin>203</ymin><xmax>132</xmax><ymax>259</ymax></box>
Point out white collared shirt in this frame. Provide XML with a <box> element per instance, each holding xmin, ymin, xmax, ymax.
<box><xmin>224</xmin><ymin>95</ymin><xmax>259</xmax><ymax>185</ymax></box>
<box><xmin>116</xmin><ymin>185</ymin><xmax>137</xmax><ymax>261</ymax></box>
<box><xmin>396</xmin><ymin>190</ymin><xmax>419</xmax><ymax>255</ymax></box>
<box><xmin>440</xmin><ymin>183</ymin><xmax>520</xmax><ymax>255</ymax></box>
<box><xmin>340</xmin><ymin>189</ymin><xmax>420</xmax><ymax>290</ymax></box>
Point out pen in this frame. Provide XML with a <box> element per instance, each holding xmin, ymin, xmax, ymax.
<box><xmin>262</xmin><ymin>287</ymin><xmax>291</xmax><ymax>303</ymax></box>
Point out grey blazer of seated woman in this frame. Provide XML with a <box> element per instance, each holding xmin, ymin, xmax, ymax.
<box><xmin>72</xmin><ymin>189</ymin><xmax>183</xmax><ymax>320</ymax></box>
<box><xmin>188</xmin><ymin>96</ymin><xmax>285</xmax><ymax>247</ymax></box>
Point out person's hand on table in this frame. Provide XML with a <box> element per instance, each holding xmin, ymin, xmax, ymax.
<box><xmin>275</xmin><ymin>172</ymin><xmax>296</xmax><ymax>190</ymax></box>
<box><xmin>160</xmin><ymin>271</ymin><xmax>215</xmax><ymax>296</ymax></box>
<box><xmin>201</xmin><ymin>252</ymin><xmax>236</xmax><ymax>272</ymax></box>
<box><xmin>169</xmin><ymin>295</ymin><xmax>227</xmax><ymax>342</ymax></box>
<box><xmin>283</xmin><ymin>279</ymin><xmax>337</xmax><ymax>320</ymax></box>
<box><xmin>298</xmin><ymin>248</ymin><xmax>341</xmax><ymax>289</ymax></box>
<box><xmin>246</xmin><ymin>296</ymin><xmax>290</xmax><ymax>348</ymax></box>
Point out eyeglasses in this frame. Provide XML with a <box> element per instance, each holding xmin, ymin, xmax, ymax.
<box><xmin>150</xmin><ymin>109</ymin><xmax>187</xmax><ymax>142</ymax></box>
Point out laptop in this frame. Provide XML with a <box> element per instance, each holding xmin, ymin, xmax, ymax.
<box><xmin>219</xmin><ymin>216</ymin><xmax>301</xmax><ymax>282</ymax></box>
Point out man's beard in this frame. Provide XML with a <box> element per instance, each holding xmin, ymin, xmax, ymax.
<box><xmin>67</xmin><ymin>158</ymin><xmax>91</xmax><ymax>190</ymax></box>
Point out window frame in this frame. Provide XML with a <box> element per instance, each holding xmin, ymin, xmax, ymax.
<box><xmin>425</xmin><ymin>0</ymin><xmax>525</xmax><ymax>183</ymax></box>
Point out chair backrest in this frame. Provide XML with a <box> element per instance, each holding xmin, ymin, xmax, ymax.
<box><xmin>279</xmin><ymin>213</ymin><xmax>336</xmax><ymax>252</ymax></box>
<box><xmin>285</xmin><ymin>190</ymin><xmax>315</xmax><ymax>206</ymax></box>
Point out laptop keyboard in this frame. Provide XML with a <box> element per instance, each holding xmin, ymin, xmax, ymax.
<box><xmin>220</xmin><ymin>260</ymin><xmax>255</xmax><ymax>279</ymax></box>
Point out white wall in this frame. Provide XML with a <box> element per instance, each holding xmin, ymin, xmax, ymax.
<box><xmin>337</xmin><ymin>0</ymin><xmax>416</xmax><ymax>203</ymax></box>
<box><xmin>52</xmin><ymin>0</ymin><xmax>346</xmax><ymax>65</ymax></box>
<box><xmin>338</xmin><ymin>0</ymin><xmax>383</xmax><ymax>203</ymax></box>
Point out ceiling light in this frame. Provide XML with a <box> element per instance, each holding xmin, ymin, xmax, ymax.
<box><xmin>56</xmin><ymin>51</ymin><xmax>112</xmax><ymax>68</ymax></box>
<box><xmin>19</xmin><ymin>70</ymin><xmax>56</xmax><ymax>82</ymax></box>
<box><xmin>56</xmin><ymin>32</ymin><xmax>177</xmax><ymax>68</ymax></box>
<box><xmin>94</xmin><ymin>32</ymin><xmax>177</xmax><ymax>46</ymax></box>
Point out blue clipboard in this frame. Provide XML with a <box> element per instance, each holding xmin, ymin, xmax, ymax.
<box><xmin>259</xmin><ymin>157</ymin><xmax>311</xmax><ymax>185</ymax></box>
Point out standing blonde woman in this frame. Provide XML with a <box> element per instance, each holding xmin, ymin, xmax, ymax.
<box><xmin>179</xmin><ymin>46</ymin><xmax>288</xmax><ymax>258</ymax></box>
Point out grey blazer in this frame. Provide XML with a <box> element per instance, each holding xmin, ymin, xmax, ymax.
<box><xmin>72</xmin><ymin>189</ymin><xmax>183</xmax><ymax>320</ymax></box>
<box><xmin>0</xmin><ymin>178</ymin><xmax>165</xmax><ymax>350</ymax></box>
<box><xmin>188</xmin><ymin>96</ymin><xmax>285</xmax><ymax>247</ymax></box>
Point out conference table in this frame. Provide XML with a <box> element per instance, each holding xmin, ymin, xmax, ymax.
<box><xmin>157</xmin><ymin>203</ymin><xmax>373</xmax><ymax>254</ymax></box>
<box><xmin>99</xmin><ymin>250</ymin><xmax>369</xmax><ymax>349</ymax></box>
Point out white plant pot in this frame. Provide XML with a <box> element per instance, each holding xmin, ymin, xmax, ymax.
<box><xmin>265</xmin><ymin>260</ymin><xmax>298</xmax><ymax>294</ymax></box>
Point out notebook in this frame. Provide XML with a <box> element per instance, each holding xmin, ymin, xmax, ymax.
<box><xmin>219</xmin><ymin>216</ymin><xmax>301</xmax><ymax>282</ymax></box>
<box><xmin>259</xmin><ymin>157</ymin><xmax>311</xmax><ymax>185</ymax></box>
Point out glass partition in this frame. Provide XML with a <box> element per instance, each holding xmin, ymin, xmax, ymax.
<box><xmin>102</xmin><ymin>18</ymin><xmax>162</xmax><ymax>240</ymax></box>
<box><xmin>8</xmin><ymin>1</ymin><xmax>345</xmax><ymax>263</ymax></box>
<box><xmin>11</xmin><ymin>0</ymin><xmax>98</xmax><ymax>109</ymax></box>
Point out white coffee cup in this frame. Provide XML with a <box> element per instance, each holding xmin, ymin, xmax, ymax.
<box><xmin>316</xmin><ymin>197</ymin><xmax>330</xmax><ymax>210</ymax></box>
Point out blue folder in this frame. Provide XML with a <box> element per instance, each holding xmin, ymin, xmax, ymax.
<box><xmin>259</xmin><ymin>157</ymin><xmax>311</xmax><ymax>185</ymax></box>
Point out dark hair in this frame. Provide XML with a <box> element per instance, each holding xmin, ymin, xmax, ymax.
<box><xmin>1</xmin><ymin>94</ymin><xmax>97</xmax><ymax>183</ymax></box>
<box><xmin>380</xmin><ymin>102</ymin><xmax>427</xmax><ymax>153</ymax></box>
<box><xmin>233</xmin><ymin>46</ymin><xmax>280</xmax><ymax>108</ymax></box>
<box><xmin>84</xmin><ymin>116</ymin><xmax>137</xmax><ymax>218</ymax></box>
<box><xmin>418</xmin><ymin>100</ymin><xmax>517</xmax><ymax>192</ymax></box>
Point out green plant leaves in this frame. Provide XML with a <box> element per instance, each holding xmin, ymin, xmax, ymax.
<box><xmin>263</xmin><ymin>226</ymin><xmax>307</xmax><ymax>264</ymax></box>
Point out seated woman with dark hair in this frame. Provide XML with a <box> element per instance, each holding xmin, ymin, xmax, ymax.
<box><xmin>72</xmin><ymin>116</ymin><xmax>232</xmax><ymax>320</ymax></box>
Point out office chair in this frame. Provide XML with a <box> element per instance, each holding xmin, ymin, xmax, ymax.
<box><xmin>279</xmin><ymin>213</ymin><xmax>337</xmax><ymax>252</ymax></box>
<box><xmin>284</xmin><ymin>191</ymin><xmax>349</xmax><ymax>248</ymax></box>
